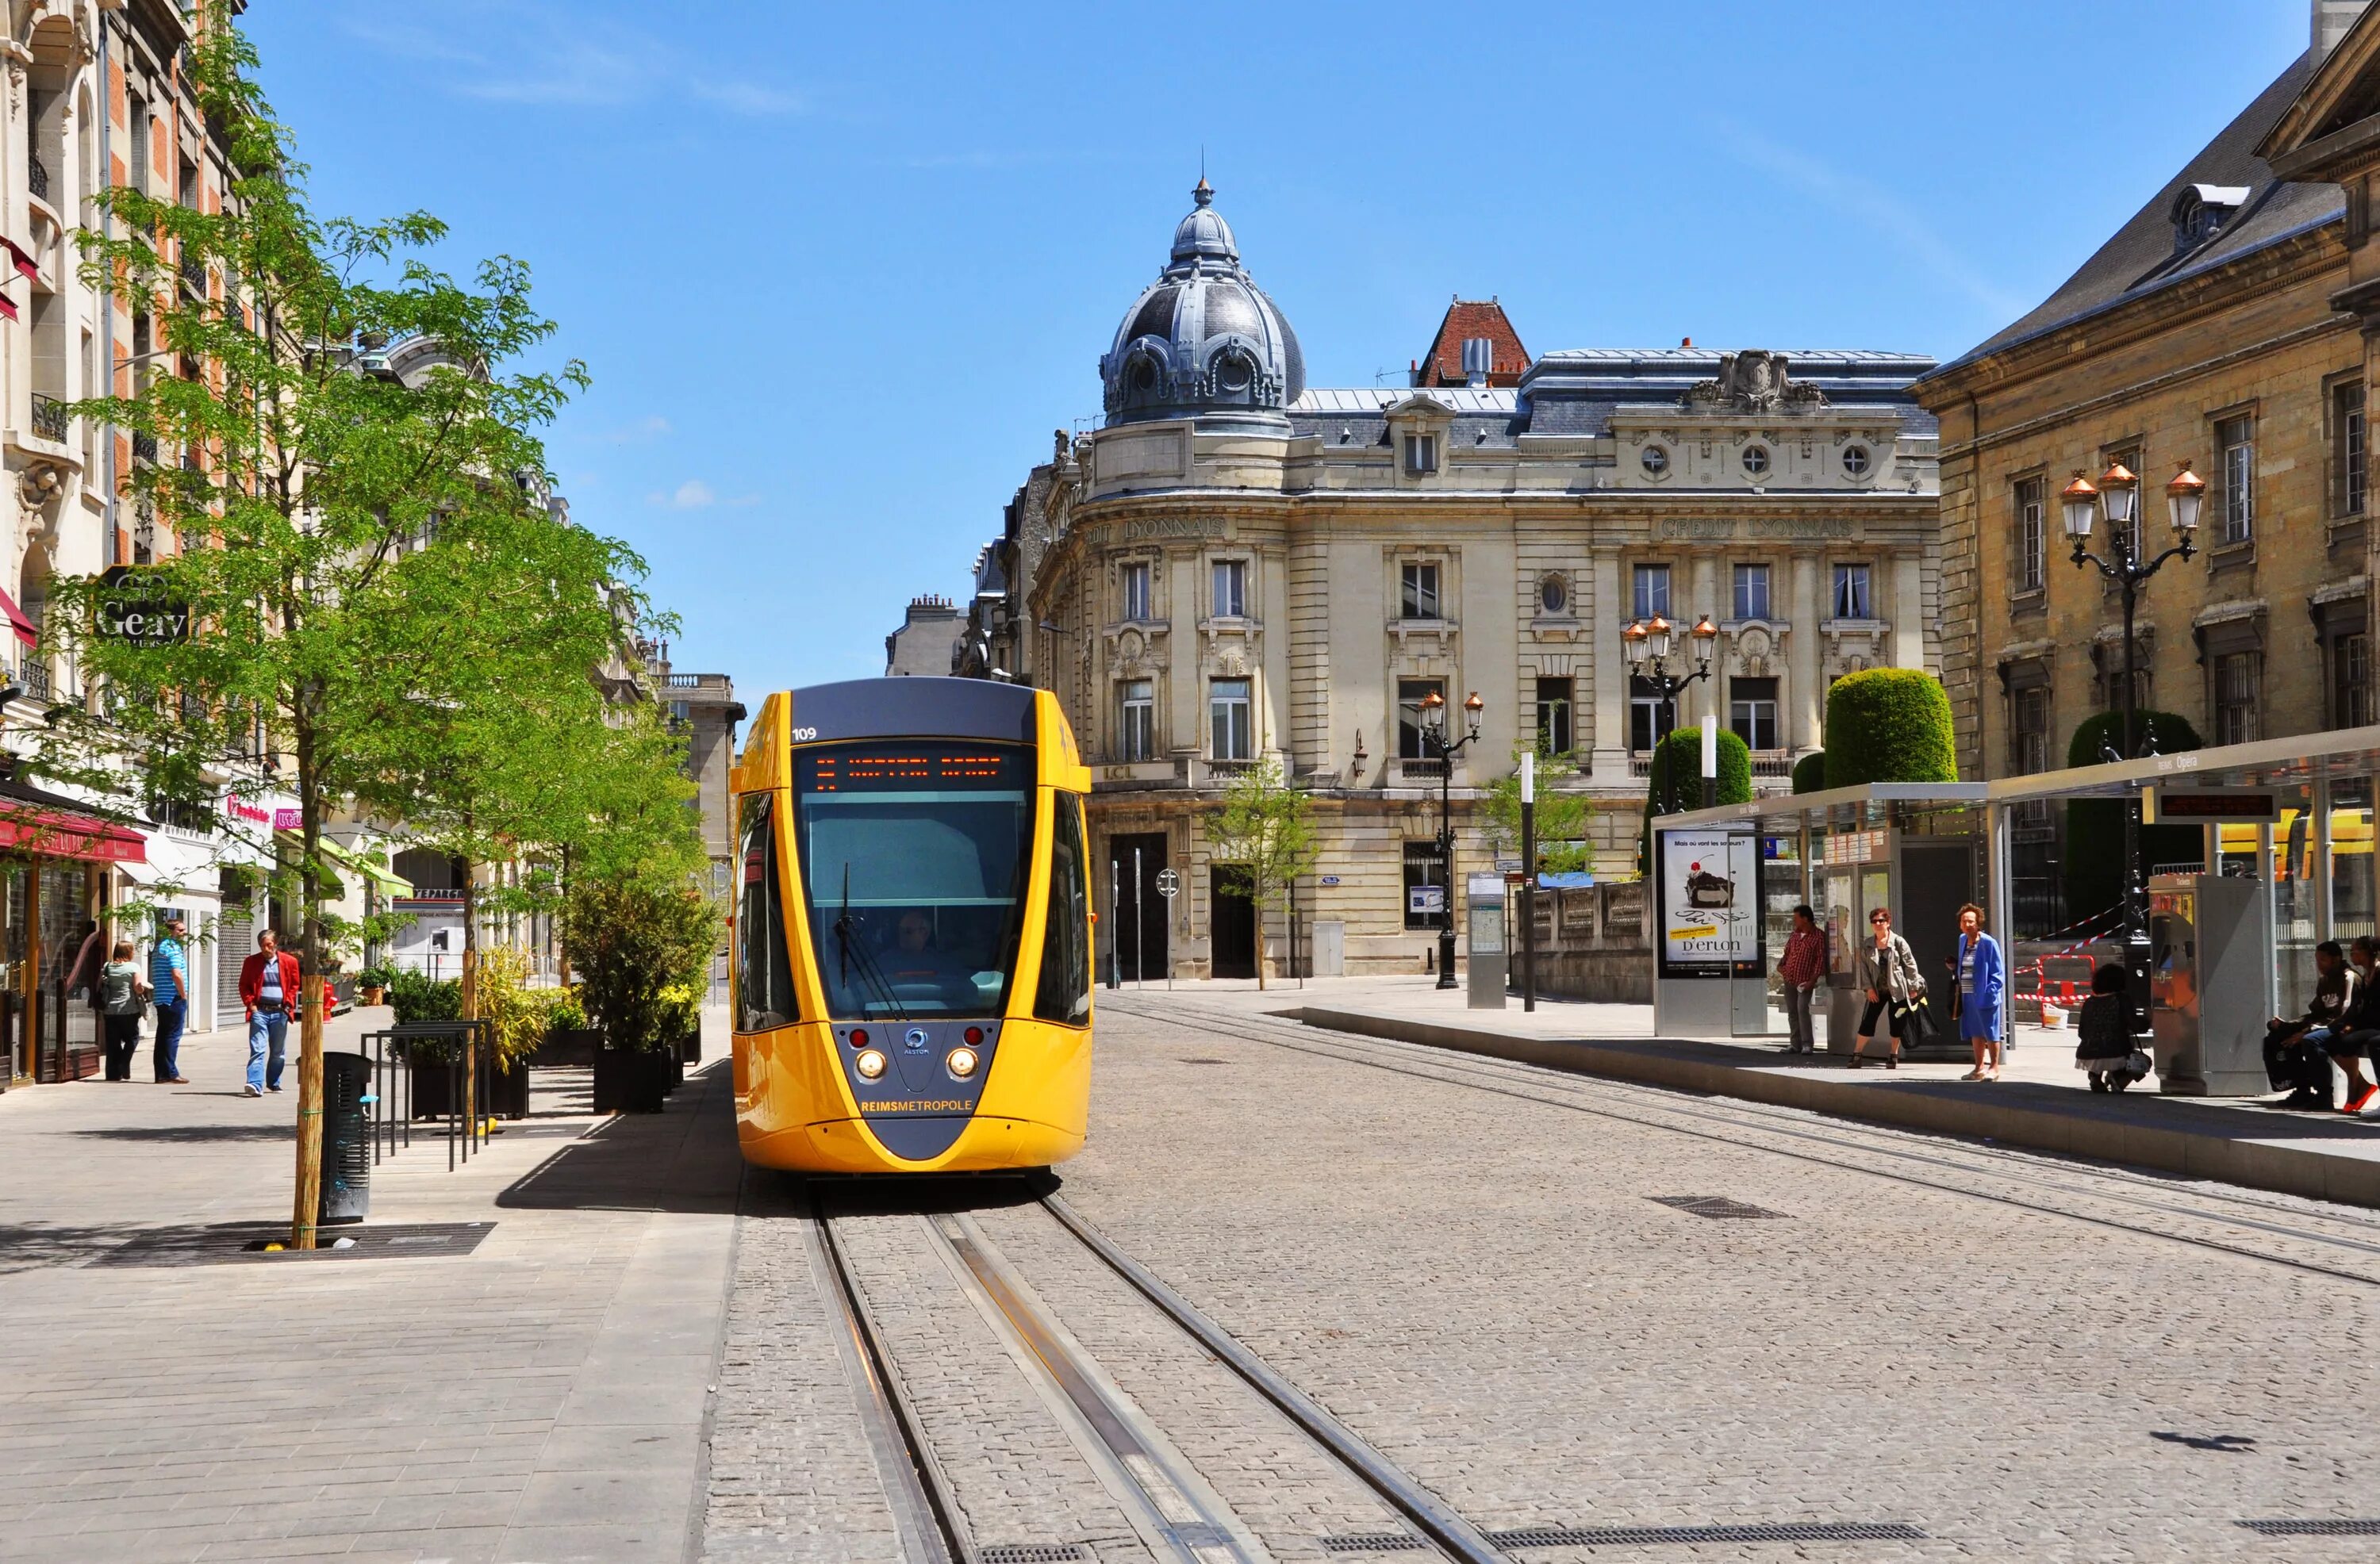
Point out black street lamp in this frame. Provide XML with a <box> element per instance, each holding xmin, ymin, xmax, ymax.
<box><xmin>2063</xmin><ymin>458</ymin><xmax>2205</xmax><ymax>1041</ymax></box>
<box><xmin>1624</xmin><ymin>611</ymin><xmax>1721</xmax><ymax>808</ymax></box>
<box><xmin>1419</xmin><ymin>688</ymin><xmax>1484</xmax><ymax>991</ymax></box>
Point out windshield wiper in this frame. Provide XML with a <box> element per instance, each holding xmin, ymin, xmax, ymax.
<box><xmin>832</xmin><ymin>862</ymin><xmax>909</xmax><ymax>1025</ymax></box>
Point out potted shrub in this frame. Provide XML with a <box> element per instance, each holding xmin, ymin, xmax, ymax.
<box><xmin>356</xmin><ymin>963</ymin><xmax>395</xmax><ymax>1006</ymax></box>
<box><xmin>531</xmin><ymin>989</ymin><xmax>600</xmax><ymax>1068</ymax></box>
<box><xmin>563</xmin><ymin>873</ymin><xmax>720</xmax><ymax>1114</ymax></box>
<box><xmin>391</xmin><ymin>970</ymin><xmax>470</xmax><ymax>1117</ymax></box>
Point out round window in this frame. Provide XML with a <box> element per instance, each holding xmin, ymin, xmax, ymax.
<box><xmin>1540</xmin><ymin>574</ymin><xmax>1568</xmax><ymax>615</ymax></box>
<box><xmin>1641</xmin><ymin>446</ymin><xmax>1669</xmax><ymax>477</ymax></box>
<box><xmin>1216</xmin><ymin>355</ymin><xmax>1252</xmax><ymax>393</ymax></box>
<box><xmin>1842</xmin><ymin>444</ymin><xmax>1871</xmax><ymax>478</ymax></box>
<box><xmin>1741</xmin><ymin>445</ymin><xmax>1770</xmax><ymax>477</ymax></box>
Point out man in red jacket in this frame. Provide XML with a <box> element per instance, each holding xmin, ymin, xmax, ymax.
<box><xmin>239</xmin><ymin>928</ymin><xmax>302</xmax><ymax>1098</ymax></box>
<box><xmin>1777</xmin><ymin>903</ymin><xmax>1829</xmax><ymax>1056</ymax></box>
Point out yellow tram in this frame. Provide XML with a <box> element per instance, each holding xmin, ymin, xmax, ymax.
<box><xmin>727</xmin><ymin>678</ymin><xmax>1094</xmax><ymax>1172</ymax></box>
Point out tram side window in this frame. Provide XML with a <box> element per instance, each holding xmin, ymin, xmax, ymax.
<box><xmin>1034</xmin><ymin>793</ymin><xmax>1092</xmax><ymax>1027</ymax></box>
<box><xmin>737</xmin><ymin>794</ymin><xmax>797</xmax><ymax>1031</ymax></box>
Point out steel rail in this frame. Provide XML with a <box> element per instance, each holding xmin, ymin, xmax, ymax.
<box><xmin>1127</xmin><ymin>995</ymin><xmax>2380</xmax><ymax>1292</ymax></box>
<box><xmin>1039</xmin><ymin>1192</ymin><xmax>1510</xmax><ymax>1564</ymax></box>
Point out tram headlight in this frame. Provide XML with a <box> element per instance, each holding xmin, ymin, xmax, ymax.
<box><xmin>854</xmin><ymin>1048</ymin><xmax>888</xmax><ymax>1080</ymax></box>
<box><xmin>946</xmin><ymin>1046</ymin><xmax>979</xmax><ymax>1079</ymax></box>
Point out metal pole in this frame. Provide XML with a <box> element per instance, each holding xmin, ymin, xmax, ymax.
<box><xmin>1521</xmin><ymin>751</ymin><xmax>1536</xmax><ymax>1013</ymax></box>
<box><xmin>1134</xmin><ymin>847</ymin><xmax>1144</xmax><ymax>991</ymax></box>
<box><xmin>1436</xmin><ymin>739</ymin><xmax>1457</xmax><ymax>990</ymax></box>
<box><xmin>1701</xmin><ymin>711</ymin><xmax>1718</xmax><ymax>812</ymax></box>
<box><xmin>1109</xmin><ymin>858</ymin><xmax>1120</xmax><ymax>991</ymax></box>
<box><xmin>2121</xmin><ymin>559</ymin><xmax>2151</xmax><ymax>1041</ymax></box>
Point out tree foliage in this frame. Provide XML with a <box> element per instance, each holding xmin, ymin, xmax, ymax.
<box><xmin>562</xmin><ymin>874</ymin><xmax>720</xmax><ymax>1053</ymax></box>
<box><xmin>1791</xmin><ymin>750</ymin><xmax>1829</xmax><ymax>794</ymax></box>
<box><xmin>1637</xmin><ymin>726</ymin><xmax>1752</xmax><ymax>875</ymax></box>
<box><xmin>1480</xmin><ymin>745</ymin><xmax>1594</xmax><ymax>873</ymax></box>
<box><xmin>1208</xmin><ymin>758</ymin><xmax>1320</xmax><ymax>990</ymax></box>
<box><xmin>1822</xmin><ymin>669</ymin><xmax>1958</xmax><ymax>788</ymax></box>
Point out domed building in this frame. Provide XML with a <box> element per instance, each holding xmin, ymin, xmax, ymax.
<box><xmin>1099</xmin><ymin>180</ymin><xmax>1304</xmax><ymax>434</ymax></box>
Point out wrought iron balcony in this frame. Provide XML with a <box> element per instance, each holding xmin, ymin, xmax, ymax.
<box><xmin>26</xmin><ymin>152</ymin><xmax>47</xmax><ymax>203</ymax></box>
<box><xmin>21</xmin><ymin>661</ymin><xmax>50</xmax><ymax>701</ymax></box>
<box><xmin>132</xmin><ymin>431</ymin><xmax>159</xmax><ymax>464</ymax></box>
<box><xmin>180</xmin><ymin>254</ymin><xmax>205</xmax><ymax>295</ymax></box>
<box><xmin>29</xmin><ymin>393</ymin><xmax>67</xmax><ymax>442</ymax></box>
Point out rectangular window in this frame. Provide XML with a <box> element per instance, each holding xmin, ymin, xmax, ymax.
<box><xmin>2109</xmin><ymin>445</ymin><xmax>2144</xmax><ymax>561</ymax></box>
<box><xmin>2340</xmin><ymin>383</ymin><xmax>2367</xmax><ymax>518</ymax></box>
<box><xmin>127</xmin><ymin>96</ymin><xmax>148</xmax><ymax>194</ymax></box>
<box><xmin>734</xmin><ymin>794</ymin><xmax>797</xmax><ymax>1033</ymax></box>
<box><xmin>1121</xmin><ymin>561</ymin><xmax>1150</xmax><ymax>622</ymax></box>
<box><xmin>1209</xmin><ymin>677</ymin><xmax>1251</xmax><ymax>760</ymax></box>
<box><xmin>1032</xmin><ymin>793</ymin><xmax>1092</xmax><ymax>1027</ymax></box>
<box><xmin>2337</xmin><ymin>632</ymin><xmax>2371</xmax><ymax>730</ymax></box>
<box><xmin>1631</xmin><ymin>562</ymin><xmax>1671</xmax><ymax>620</ymax></box>
<box><xmin>2217</xmin><ymin>417</ymin><xmax>2255</xmax><ymax>544</ymax></box>
<box><xmin>1211</xmin><ymin>559</ymin><xmax>1246</xmax><ymax>619</ymax></box>
<box><xmin>1397</xmin><ymin>678</ymin><xmax>1444</xmax><ymax>760</ymax></box>
<box><xmin>2014</xmin><ymin>477</ymin><xmax>2045</xmax><ymax>592</ymax></box>
<box><xmin>1117</xmin><ymin>680</ymin><xmax>1154</xmax><ymax>761</ymax></box>
<box><xmin>2011</xmin><ymin>686</ymin><xmax>2051</xmax><ymax>776</ymax></box>
<box><xmin>1402</xmin><ymin>839</ymin><xmax>1447</xmax><ymax>930</ymax></box>
<box><xmin>1399</xmin><ymin>562</ymin><xmax>1441</xmax><ymax>621</ymax></box>
<box><xmin>2213</xmin><ymin>651</ymin><xmax>2260</xmax><ymax>746</ymax></box>
<box><xmin>1731</xmin><ymin>562</ymin><xmax>1771</xmax><ymax>622</ymax></box>
<box><xmin>1628</xmin><ymin>675</ymin><xmax>1675</xmax><ymax>754</ymax></box>
<box><xmin>1403</xmin><ymin>432</ymin><xmax>1438</xmax><ymax>475</ymax></box>
<box><xmin>178</xmin><ymin>155</ymin><xmax>198</xmax><ymax>210</ymax></box>
<box><xmin>1535</xmin><ymin>677</ymin><xmax>1574</xmax><ymax>757</ymax></box>
<box><xmin>1831</xmin><ymin>563</ymin><xmax>1871</xmax><ymax>619</ymax></box>
<box><xmin>1729</xmin><ymin>677</ymin><xmax>1779</xmax><ymax>752</ymax></box>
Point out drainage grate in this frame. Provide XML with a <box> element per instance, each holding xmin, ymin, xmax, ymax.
<box><xmin>980</xmin><ymin>1547</ymin><xmax>1089</xmax><ymax>1564</ymax></box>
<box><xmin>1649</xmin><ymin>1195</ymin><xmax>1791</xmax><ymax>1220</ymax></box>
<box><xmin>1321</xmin><ymin>1536</ymin><xmax>1429</xmax><ymax>1554</ymax></box>
<box><xmin>1177</xmin><ymin>1057</ymin><xmax>1231</xmax><ymax>1065</ymax></box>
<box><xmin>2237</xmin><ymin>1519</ymin><xmax>2380</xmax><ymax>1536</ymax></box>
<box><xmin>1488</xmin><ymin>1521</ymin><xmax>1924</xmax><ymax>1548</ymax></box>
<box><xmin>92</xmin><ymin>1221</ymin><xmax>494</xmax><ymax>1267</ymax></box>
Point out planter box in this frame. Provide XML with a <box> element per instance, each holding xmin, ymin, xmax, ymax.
<box><xmin>532</xmin><ymin>1028</ymin><xmax>601</xmax><ymax>1068</ymax></box>
<box><xmin>678</xmin><ymin>1030</ymin><xmax>701</xmax><ymax>1065</ymax></box>
<box><xmin>593</xmin><ymin>1046</ymin><xmax>671</xmax><ymax>1114</ymax></box>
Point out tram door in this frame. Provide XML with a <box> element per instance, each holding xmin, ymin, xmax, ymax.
<box><xmin>1210</xmin><ymin>865</ymin><xmax>1257</xmax><ymax>979</ymax></box>
<box><xmin>1107</xmin><ymin>834</ymin><xmax>1169</xmax><ymax>983</ymax></box>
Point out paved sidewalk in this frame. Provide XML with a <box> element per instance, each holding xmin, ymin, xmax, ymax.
<box><xmin>0</xmin><ymin>1006</ymin><xmax>739</xmax><ymax>1563</ymax></box>
<box><xmin>1150</xmin><ymin>975</ymin><xmax>2380</xmax><ymax>1207</ymax></box>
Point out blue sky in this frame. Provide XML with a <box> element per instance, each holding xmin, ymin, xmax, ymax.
<box><xmin>244</xmin><ymin>1</ymin><xmax>2310</xmax><ymax>696</ymax></box>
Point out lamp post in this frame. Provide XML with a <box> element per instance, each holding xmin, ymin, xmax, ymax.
<box><xmin>1420</xmin><ymin>688</ymin><xmax>1485</xmax><ymax>991</ymax></box>
<box><xmin>2064</xmin><ymin>459</ymin><xmax>2204</xmax><ymax>1040</ymax></box>
<box><xmin>1624</xmin><ymin>612</ymin><xmax>1720</xmax><ymax>814</ymax></box>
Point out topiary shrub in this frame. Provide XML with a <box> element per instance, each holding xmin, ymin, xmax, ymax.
<box><xmin>1637</xmin><ymin>725</ymin><xmax>1752</xmax><ymax>875</ymax></box>
<box><xmin>1823</xmin><ymin>669</ymin><xmax>1957</xmax><ymax>788</ymax></box>
<box><xmin>1791</xmin><ymin>750</ymin><xmax>1828</xmax><ymax>794</ymax></box>
<box><xmin>2063</xmin><ymin>709</ymin><xmax>2203</xmax><ymax>926</ymax></box>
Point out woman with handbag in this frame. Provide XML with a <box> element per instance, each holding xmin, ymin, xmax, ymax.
<box><xmin>1954</xmin><ymin>903</ymin><xmax>2007</xmax><ymax>1081</ymax></box>
<box><xmin>1851</xmin><ymin>907</ymin><xmax>1923</xmax><ymax>1069</ymax></box>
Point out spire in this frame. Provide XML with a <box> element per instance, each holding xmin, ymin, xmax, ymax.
<box><xmin>1192</xmin><ymin>174</ymin><xmax>1214</xmax><ymax>209</ymax></box>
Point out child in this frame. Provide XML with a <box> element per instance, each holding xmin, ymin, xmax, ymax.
<box><xmin>2074</xmin><ymin>961</ymin><xmax>2144</xmax><ymax>1093</ymax></box>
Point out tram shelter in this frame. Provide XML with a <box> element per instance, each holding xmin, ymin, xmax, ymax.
<box><xmin>1648</xmin><ymin>723</ymin><xmax>2380</xmax><ymax>1060</ymax></box>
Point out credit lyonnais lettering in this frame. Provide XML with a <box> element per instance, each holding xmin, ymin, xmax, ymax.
<box><xmin>1654</xmin><ymin>518</ymin><xmax>1858</xmax><ymax>542</ymax></box>
<box><xmin>1120</xmin><ymin>516</ymin><xmax>1229</xmax><ymax>542</ymax></box>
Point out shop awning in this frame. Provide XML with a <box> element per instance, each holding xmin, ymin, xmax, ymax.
<box><xmin>0</xmin><ymin>584</ymin><xmax>36</xmax><ymax>648</ymax></box>
<box><xmin>317</xmin><ymin>838</ymin><xmax>409</xmax><ymax>896</ymax></box>
<box><xmin>0</xmin><ymin>802</ymin><xmax>145</xmax><ymax>864</ymax></box>
<box><xmin>3</xmin><ymin>238</ymin><xmax>36</xmax><ymax>282</ymax></box>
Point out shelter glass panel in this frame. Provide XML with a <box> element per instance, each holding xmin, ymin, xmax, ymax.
<box><xmin>2277</xmin><ymin>782</ymin><xmax>2317</xmax><ymax>1022</ymax></box>
<box><xmin>2332</xmin><ymin>778</ymin><xmax>2375</xmax><ymax>949</ymax></box>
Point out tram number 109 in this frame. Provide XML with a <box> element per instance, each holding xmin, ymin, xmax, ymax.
<box><xmin>790</xmin><ymin>726</ymin><xmax>820</xmax><ymax>742</ymax></box>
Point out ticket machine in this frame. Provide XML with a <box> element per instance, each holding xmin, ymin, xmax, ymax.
<box><xmin>2148</xmin><ymin>872</ymin><xmax>2271</xmax><ymax>1094</ymax></box>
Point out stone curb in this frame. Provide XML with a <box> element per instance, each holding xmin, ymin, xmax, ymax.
<box><xmin>1285</xmin><ymin>1006</ymin><xmax>2380</xmax><ymax>1210</ymax></box>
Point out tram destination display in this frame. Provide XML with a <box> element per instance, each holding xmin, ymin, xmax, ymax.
<box><xmin>1654</xmin><ymin>827</ymin><xmax>1764</xmax><ymax>979</ymax></box>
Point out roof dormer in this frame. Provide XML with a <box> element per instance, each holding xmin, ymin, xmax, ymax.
<box><xmin>2170</xmin><ymin>183</ymin><xmax>2250</xmax><ymax>257</ymax></box>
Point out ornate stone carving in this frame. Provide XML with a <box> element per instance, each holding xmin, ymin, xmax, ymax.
<box><xmin>1684</xmin><ymin>351</ymin><xmax>1826</xmax><ymax>415</ymax></box>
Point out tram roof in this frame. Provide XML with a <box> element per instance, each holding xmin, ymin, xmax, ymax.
<box><xmin>786</xmin><ymin>677</ymin><xmax>1041</xmax><ymax>746</ymax></box>
<box><xmin>1651</xmin><ymin>723</ymin><xmax>2380</xmax><ymax>831</ymax></box>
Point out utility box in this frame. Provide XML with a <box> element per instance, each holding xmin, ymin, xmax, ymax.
<box><xmin>1466</xmin><ymin>874</ymin><xmax>1507</xmax><ymax>1009</ymax></box>
<box><xmin>1311</xmin><ymin>919</ymin><xmax>1345</xmax><ymax>977</ymax></box>
<box><xmin>2149</xmin><ymin>872</ymin><xmax>2272</xmax><ymax>1095</ymax></box>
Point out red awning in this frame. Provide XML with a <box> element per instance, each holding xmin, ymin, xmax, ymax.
<box><xmin>0</xmin><ymin>291</ymin><xmax>16</xmax><ymax>323</ymax></box>
<box><xmin>4</xmin><ymin>238</ymin><xmax>37</xmax><ymax>282</ymax></box>
<box><xmin>0</xmin><ymin>583</ymin><xmax>35</xmax><ymax>648</ymax></box>
<box><xmin>0</xmin><ymin>805</ymin><xmax>145</xmax><ymax>864</ymax></box>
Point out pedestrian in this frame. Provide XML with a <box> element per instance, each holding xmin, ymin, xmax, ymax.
<box><xmin>1851</xmin><ymin>906</ymin><xmax>1924</xmax><ymax>1069</ymax></box>
<box><xmin>149</xmin><ymin>917</ymin><xmax>191</xmax><ymax>1085</ymax></box>
<box><xmin>1777</xmin><ymin>903</ymin><xmax>1827</xmax><ymax>1055</ymax></box>
<box><xmin>1953</xmin><ymin>903</ymin><xmax>2006</xmax><ymax>1082</ymax></box>
<box><xmin>238</xmin><ymin>927</ymin><xmax>301</xmax><ymax>1098</ymax></box>
<box><xmin>97</xmin><ymin>940</ymin><xmax>152</xmax><ymax>1082</ymax></box>
<box><xmin>2071</xmin><ymin>961</ymin><xmax>2145</xmax><ymax>1091</ymax></box>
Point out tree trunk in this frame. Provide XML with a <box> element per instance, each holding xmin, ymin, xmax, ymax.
<box><xmin>290</xmin><ymin>726</ymin><xmax>325</xmax><ymax>1252</ymax></box>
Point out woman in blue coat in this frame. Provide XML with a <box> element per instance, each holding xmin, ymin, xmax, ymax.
<box><xmin>1956</xmin><ymin>903</ymin><xmax>2007</xmax><ymax>1080</ymax></box>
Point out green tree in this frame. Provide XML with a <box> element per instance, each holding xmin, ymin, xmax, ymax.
<box><xmin>562</xmin><ymin>872</ymin><xmax>721</xmax><ymax>1053</ymax></box>
<box><xmin>1208</xmin><ymin>757</ymin><xmax>1320</xmax><ymax>990</ymax></box>
<box><xmin>1791</xmin><ymin>750</ymin><xmax>1829</xmax><ymax>794</ymax></box>
<box><xmin>1822</xmin><ymin>669</ymin><xmax>1958</xmax><ymax>788</ymax></box>
<box><xmin>2063</xmin><ymin>709</ymin><xmax>2204</xmax><ymax>926</ymax></box>
<box><xmin>1480</xmin><ymin>745</ymin><xmax>1594</xmax><ymax>873</ymax></box>
<box><xmin>1637</xmin><ymin>726</ymin><xmax>1752</xmax><ymax>875</ymax></box>
<box><xmin>38</xmin><ymin>17</ymin><xmax>650</xmax><ymax>1248</ymax></box>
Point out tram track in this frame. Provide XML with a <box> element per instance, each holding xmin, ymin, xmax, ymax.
<box><xmin>1120</xmin><ymin>993</ymin><xmax>2380</xmax><ymax>1290</ymax></box>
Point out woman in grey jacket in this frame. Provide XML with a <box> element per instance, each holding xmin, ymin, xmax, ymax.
<box><xmin>1851</xmin><ymin>907</ymin><xmax>1925</xmax><ymax>1069</ymax></box>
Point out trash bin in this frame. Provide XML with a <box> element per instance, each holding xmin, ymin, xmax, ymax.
<box><xmin>320</xmin><ymin>1050</ymin><xmax>371</xmax><ymax>1225</ymax></box>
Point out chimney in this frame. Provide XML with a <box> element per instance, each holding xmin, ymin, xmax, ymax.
<box><xmin>2317</xmin><ymin>0</ymin><xmax>2372</xmax><ymax>52</ymax></box>
<box><xmin>1461</xmin><ymin>337</ymin><xmax>1494</xmax><ymax>389</ymax></box>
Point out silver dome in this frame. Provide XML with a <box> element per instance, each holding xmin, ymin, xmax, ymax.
<box><xmin>1100</xmin><ymin>179</ymin><xmax>1303</xmax><ymax>433</ymax></box>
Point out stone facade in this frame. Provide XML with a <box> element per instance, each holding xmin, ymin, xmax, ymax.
<box><xmin>661</xmin><ymin>670</ymin><xmax>743</xmax><ymax>900</ymax></box>
<box><xmin>1022</xmin><ymin>186</ymin><xmax>1942</xmax><ymax>979</ymax></box>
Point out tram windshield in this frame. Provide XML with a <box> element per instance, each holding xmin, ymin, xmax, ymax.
<box><xmin>793</xmin><ymin>742</ymin><xmax>1035</xmax><ymax>1019</ymax></box>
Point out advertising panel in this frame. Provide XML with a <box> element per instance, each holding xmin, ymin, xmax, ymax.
<box><xmin>1655</xmin><ymin>828</ymin><xmax>1764</xmax><ymax>979</ymax></box>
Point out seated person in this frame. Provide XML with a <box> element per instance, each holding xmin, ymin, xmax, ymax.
<box><xmin>2267</xmin><ymin>940</ymin><xmax>2357</xmax><ymax>1111</ymax></box>
<box><xmin>881</xmin><ymin>909</ymin><xmax>978</xmax><ymax>1000</ymax></box>
<box><xmin>2331</xmin><ymin>935</ymin><xmax>2380</xmax><ymax>1117</ymax></box>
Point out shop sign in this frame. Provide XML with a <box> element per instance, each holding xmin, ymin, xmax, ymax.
<box><xmin>225</xmin><ymin>792</ymin><xmax>301</xmax><ymax>830</ymax></box>
<box><xmin>1656</xmin><ymin>827</ymin><xmax>1764</xmax><ymax>979</ymax></box>
<box><xmin>95</xmin><ymin>566</ymin><xmax>191</xmax><ymax>647</ymax></box>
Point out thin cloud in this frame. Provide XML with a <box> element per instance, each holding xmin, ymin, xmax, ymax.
<box><xmin>653</xmin><ymin>479</ymin><xmax>716</xmax><ymax>509</ymax></box>
<box><xmin>346</xmin><ymin>6</ymin><xmax>802</xmax><ymax>118</ymax></box>
<box><xmin>601</xmin><ymin>414</ymin><xmax>672</xmax><ymax>444</ymax></box>
<box><xmin>1718</xmin><ymin>122</ymin><xmax>2029</xmax><ymax>322</ymax></box>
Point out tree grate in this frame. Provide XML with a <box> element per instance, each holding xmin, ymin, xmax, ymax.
<box><xmin>1488</xmin><ymin>1521</ymin><xmax>1925</xmax><ymax>1548</ymax></box>
<box><xmin>980</xmin><ymin>1547</ymin><xmax>1090</xmax><ymax>1563</ymax></box>
<box><xmin>90</xmin><ymin>1221</ymin><xmax>493</xmax><ymax>1267</ymax></box>
<box><xmin>2237</xmin><ymin>1519</ymin><xmax>2380</xmax><ymax>1535</ymax></box>
<box><xmin>1320</xmin><ymin>1536</ymin><xmax>1429</xmax><ymax>1554</ymax></box>
<box><xmin>1648</xmin><ymin>1195</ymin><xmax>1791</xmax><ymax>1220</ymax></box>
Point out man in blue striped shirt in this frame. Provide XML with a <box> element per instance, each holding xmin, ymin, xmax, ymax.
<box><xmin>151</xmin><ymin>918</ymin><xmax>190</xmax><ymax>1084</ymax></box>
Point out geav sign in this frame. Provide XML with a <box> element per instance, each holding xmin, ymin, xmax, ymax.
<box><xmin>95</xmin><ymin>567</ymin><xmax>190</xmax><ymax>647</ymax></box>
<box><xmin>1655</xmin><ymin>827</ymin><xmax>1764</xmax><ymax>978</ymax></box>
